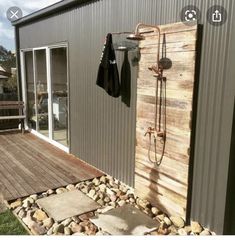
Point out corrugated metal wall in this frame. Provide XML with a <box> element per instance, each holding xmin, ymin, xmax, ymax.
<box><xmin>17</xmin><ymin>0</ymin><xmax>235</xmax><ymax>233</ymax></box>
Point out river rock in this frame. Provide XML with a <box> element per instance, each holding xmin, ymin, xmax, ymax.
<box><xmin>104</xmin><ymin>196</ymin><xmax>111</xmax><ymax>203</ymax></box>
<box><xmin>30</xmin><ymin>222</ymin><xmax>47</xmax><ymax>235</ymax></box>
<box><xmin>66</xmin><ymin>184</ymin><xmax>76</xmax><ymax>191</ymax></box>
<box><xmin>71</xmin><ymin>223</ymin><xmax>85</xmax><ymax>233</ymax></box>
<box><xmin>53</xmin><ymin>224</ymin><xmax>64</xmax><ymax>234</ymax></box>
<box><xmin>43</xmin><ymin>218</ymin><xmax>54</xmax><ymax>228</ymax></box>
<box><xmin>88</xmin><ymin>189</ymin><xmax>96</xmax><ymax>198</ymax></box>
<box><xmin>22</xmin><ymin>199</ymin><xmax>32</xmax><ymax>208</ymax></box>
<box><xmin>119</xmin><ymin>194</ymin><xmax>128</xmax><ymax>201</ymax></box>
<box><xmin>13</xmin><ymin>206</ymin><xmax>23</xmax><ymax>215</ymax></box>
<box><xmin>156</xmin><ymin>214</ymin><xmax>165</xmax><ymax>221</ymax></box>
<box><xmin>92</xmin><ymin>178</ymin><xmax>100</xmax><ymax>186</ymax></box>
<box><xmin>18</xmin><ymin>209</ymin><xmax>26</xmax><ymax>219</ymax></box>
<box><xmin>168</xmin><ymin>225</ymin><xmax>178</xmax><ymax>234</ymax></box>
<box><xmin>33</xmin><ymin>209</ymin><xmax>48</xmax><ymax>222</ymax></box>
<box><xmin>79</xmin><ymin>212</ymin><xmax>94</xmax><ymax>221</ymax></box>
<box><xmin>10</xmin><ymin>199</ymin><xmax>22</xmax><ymax>209</ymax></box>
<box><xmin>61</xmin><ymin>218</ymin><xmax>72</xmax><ymax>226</ymax></box>
<box><xmin>30</xmin><ymin>194</ymin><xmax>38</xmax><ymax>200</ymax></box>
<box><xmin>119</xmin><ymin>185</ymin><xmax>128</xmax><ymax>194</ymax></box>
<box><xmin>56</xmin><ymin>188</ymin><xmax>67</xmax><ymax>194</ymax></box>
<box><xmin>93</xmin><ymin>194</ymin><xmax>100</xmax><ymax>201</ymax></box>
<box><xmin>106</xmin><ymin>188</ymin><xmax>115</xmax><ymax>196</ymax></box>
<box><xmin>47</xmin><ymin>227</ymin><xmax>53</xmax><ymax>235</ymax></box>
<box><xmin>64</xmin><ymin>227</ymin><xmax>72</xmax><ymax>235</ymax></box>
<box><xmin>46</xmin><ymin>189</ymin><xmax>54</xmax><ymax>195</ymax></box>
<box><xmin>41</xmin><ymin>192</ymin><xmax>48</xmax><ymax>198</ymax></box>
<box><xmin>71</xmin><ymin>216</ymin><xmax>81</xmax><ymax>224</ymax></box>
<box><xmin>129</xmin><ymin>198</ymin><xmax>135</xmax><ymax>204</ymax></box>
<box><xmin>97</xmin><ymin>199</ymin><xmax>104</xmax><ymax>206</ymax></box>
<box><xmin>99</xmin><ymin>184</ymin><xmax>106</xmax><ymax>192</ymax></box>
<box><xmin>164</xmin><ymin>217</ymin><xmax>171</xmax><ymax>226</ymax></box>
<box><xmin>81</xmin><ymin>186</ymin><xmax>89</xmax><ymax>194</ymax></box>
<box><xmin>118</xmin><ymin>200</ymin><xmax>126</xmax><ymax>207</ymax></box>
<box><xmin>85</xmin><ymin>223</ymin><xmax>98</xmax><ymax>235</ymax></box>
<box><xmin>170</xmin><ymin>216</ymin><xmax>185</xmax><ymax>228</ymax></box>
<box><xmin>110</xmin><ymin>195</ymin><xmax>117</xmax><ymax>202</ymax></box>
<box><xmin>151</xmin><ymin>207</ymin><xmax>160</xmax><ymax>216</ymax></box>
<box><xmin>137</xmin><ymin>199</ymin><xmax>151</xmax><ymax>209</ymax></box>
<box><xmin>191</xmin><ymin>221</ymin><xmax>203</xmax><ymax>234</ymax></box>
<box><xmin>158</xmin><ymin>222</ymin><xmax>169</xmax><ymax>235</ymax></box>
<box><xmin>178</xmin><ymin>228</ymin><xmax>188</xmax><ymax>235</ymax></box>
<box><xmin>184</xmin><ymin>225</ymin><xmax>191</xmax><ymax>234</ymax></box>
<box><xmin>22</xmin><ymin>215</ymin><xmax>35</xmax><ymax>228</ymax></box>
<box><xmin>100</xmin><ymin>176</ymin><xmax>107</xmax><ymax>184</ymax></box>
<box><xmin>200</xmin><ymin>229</ymin><xmax>211</xmax><ymax>235</ymax></box>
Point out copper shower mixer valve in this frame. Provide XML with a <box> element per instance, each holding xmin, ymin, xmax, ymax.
<box><xmin>148</xmin><ymin>65</ymin><xmax>162</xmax><ymax>76</ymax></box>
<box><xmin>148</xmin><ymin>65</ymin><xmax>166</xmax><ymax>80</ymax></box>
<box><xmin>144</xmin><ymin>127</ymin><xmax>166</xmax><ymax>140</ymax></box>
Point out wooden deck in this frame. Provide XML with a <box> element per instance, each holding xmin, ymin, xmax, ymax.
<box><xmin>0</xmin><ymin>131</ymin><xmax>103</xmax><ymax>201</ymax></box>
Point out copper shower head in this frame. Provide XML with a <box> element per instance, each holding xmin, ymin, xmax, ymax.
<box><xmin>126</xmin><ymin>33</ymin><xmax>145</xmax><ymax>41</ymax></box>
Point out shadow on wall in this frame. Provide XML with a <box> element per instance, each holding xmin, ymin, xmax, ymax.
<box><xmin>120</xmin><ymin>50</ymin><xmax>131</xmax><ymax>107</ymax></box>
<box><xmin>147</xmin><ymin>166</ymin><xmax>170</xmax><ymax>215</ymax></box>
<box><xmin>224</xmin><ymin>98</ymin><xmax>235</xmax><ymax>234</ymax></box>
<box><xmin>118</xmin><ymin>47</ymin><xmax>140</xmax><ymax>108</ymax></box>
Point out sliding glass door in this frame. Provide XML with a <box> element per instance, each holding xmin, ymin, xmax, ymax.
<box><xmin>24</xmin><ymin>51</ymin><xmax>36</xmax><ymax>130</ymax></box>
<box><xmin>22</xmin><ymin>45</ymin><xmax>69</xmax><ymax>150</ymax></box>
<box><xmin>51</xmin><ymin>47</ymin><xmax>68</xmax><ymax>146</ymax></box>
<box><xmin>35</xmin><ymin>49</ymin><xmax>49</xmax><ymax>136</ymax></box>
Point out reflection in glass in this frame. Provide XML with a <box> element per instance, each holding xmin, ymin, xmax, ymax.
<box><xmin>25</xmin><ymin>51</ymin><xmax>36</xmax><ymax>129</ymax></box>
<box><xmin>35</xmin><ymin>49</ymin><xmax>48</xmax><ymax>136</ymax></box>
<box><xmin>50</xmin><ymin>47</ymin><xmax>68</xmax><ymax>146</ymax></box>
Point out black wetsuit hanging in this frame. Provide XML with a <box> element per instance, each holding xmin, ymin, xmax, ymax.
<box><xmin>96</xmin><ymin>33</ymin><xmax>120</xmax><ymax>98</ymax></box>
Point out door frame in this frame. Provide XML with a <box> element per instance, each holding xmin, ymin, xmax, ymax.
<box><xmin>20</xmin><ymin>42</ymin><xmax>70</xmax><ymax>153</ymax></box>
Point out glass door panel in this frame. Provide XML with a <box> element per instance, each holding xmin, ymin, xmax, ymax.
<box><xmin>35</xmin><ymin>49</ymin><xmax>49</xmax><ymax>136</ymax></box>
<box><xmin>50</xmin><ymin>47</ymin><xmax>68</xmax><ymax>147</ymax></box>
<box><xmin>25</xmin><ymin>51</ymin><xmax>36</xmax><ymax>129</ymax></box>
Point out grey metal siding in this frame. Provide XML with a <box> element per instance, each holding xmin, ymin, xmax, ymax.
<box><xmin>17</xmin><ymin>0</ymin><xmax>235</xmax><ymax>233</ymax></box>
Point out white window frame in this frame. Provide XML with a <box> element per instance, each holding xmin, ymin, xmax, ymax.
<box><xmin>20</xmin><ymin>42</ymin><xmax>69</xmax><ymax>153</ymax></box>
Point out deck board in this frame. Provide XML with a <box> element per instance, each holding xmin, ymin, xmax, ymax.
<box><xmin>0</xmin><ymin>131</ymin><xmax>103</xmax><ymax>201</ymax></box>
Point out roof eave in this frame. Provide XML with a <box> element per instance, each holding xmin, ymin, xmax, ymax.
<box><xmin>12</xmin><ymin>0</ymin><xmax>94</xmax><ymax>27</ymax></box>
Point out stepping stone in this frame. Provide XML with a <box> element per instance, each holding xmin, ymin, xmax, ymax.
<box><xmin>36</xmin><ymin>190</ymin><xmax>100</xmax><ymax>221</ymax></box>
<box><xmin>90</xmin><ymin>204</ymin><xmax>159</xmax><ymax>235</ymax></box>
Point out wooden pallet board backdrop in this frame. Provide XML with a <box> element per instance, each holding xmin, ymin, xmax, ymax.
<box><xmin>135</xmin><ymin>22</ymin><xmax>198</xmax><ymax>217</ymax></box>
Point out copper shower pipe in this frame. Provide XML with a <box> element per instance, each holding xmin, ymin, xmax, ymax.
<box><xmin>132</xmin><ymin>23</ymin><xmax>161</xmax><ymax>71</ymax></box>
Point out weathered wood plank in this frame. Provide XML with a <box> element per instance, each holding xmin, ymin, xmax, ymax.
<box><xmin>135</xmin><ymin>22</ymin><xmax>197</xmax><ymax>218</ymax></box>
<box><xmin>135</xmin><ymin>162</ymin><xmax>188</xmax><ymax>197</ymax></box>
<box><xmin>140</xmin><ymin>40</ymin><xmax>197</xmax><ymax>53</ymax></box>
<box><xmin>136</xmin><ymin>151</ymin><xmax>188</xmax><ymax>184</ymax></box>
<box><xmin>135</xmin><ymin>174</ymin><xmax>187</xmax><ymax>207</ymax></box>
<box><xmin>139</xmin><ymin>30</ymin><xmax>197</xmax><ymax>47</ymax></box>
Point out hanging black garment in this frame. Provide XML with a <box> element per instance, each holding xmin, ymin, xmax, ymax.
<box><xmin>96</xmin><ymin>33</ymin><xmax>120</xmax><ymax>98</ymax></box>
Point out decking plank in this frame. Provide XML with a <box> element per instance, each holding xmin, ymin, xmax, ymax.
<box><xmin>12</xmin><ymin>134</ymin><xmax>74</xmax><ymax>185</ymax></box>
<box><xmin>0</xmin><ymin>131</ymin><xmax>103</xmax><ymax>201</ymax></box>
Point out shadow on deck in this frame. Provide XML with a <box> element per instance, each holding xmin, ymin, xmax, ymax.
<box><xmin>0</xmin><ymin>130</ymin><xmax>103</xmax><ymax>201</ymax></box>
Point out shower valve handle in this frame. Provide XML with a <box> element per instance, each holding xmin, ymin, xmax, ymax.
<box><xmin>144</xmin><ymin>127</ymin><xmax>155</xmax><ymax>137</ymax></box>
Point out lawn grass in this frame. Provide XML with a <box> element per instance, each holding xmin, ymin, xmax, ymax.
<box><xmin>0</xmin><ymin>209</ymin><xmax>28</xmax><ymax>235</ymax></box>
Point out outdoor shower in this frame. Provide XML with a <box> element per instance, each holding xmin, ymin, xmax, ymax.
<box><xmin>127</xmin><ymin>23</ymin><xmax>167</xmax><ymax>166</ymax></box>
